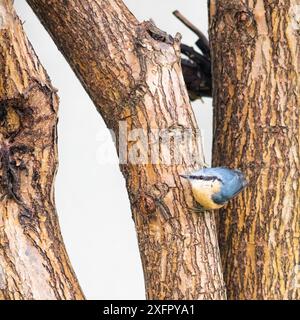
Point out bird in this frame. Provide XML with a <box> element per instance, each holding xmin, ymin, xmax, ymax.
<box><xmin>180</xmin><ymin>167</ymin><xmax>248</xmax><ymax>212</ymax></box>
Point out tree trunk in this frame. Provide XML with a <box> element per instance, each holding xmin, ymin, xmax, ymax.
<box><xmin>209</xmin><ymin>0</ymin><xmax>299</xmax><ymax>299</ymax></box>
<box><xmin>0</xmin><ymin>0</ymin><xmax>84</xmax><ymax>299</ymax></box>
<box><xmin>26</xmin><ymin>0</ymin><xmax>226</xmax><ymax>299</ymax></box>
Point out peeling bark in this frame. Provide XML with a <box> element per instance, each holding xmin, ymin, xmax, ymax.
<box><xmin>26</xmin><ymin>0</ymin><xmax>226</xmax><ymax>299</ymax></box>
<box><xmin>0</xmin><ymin>0</ymin><xmax>84</xmax><ymax>299</ymax></box>
<box><xmin>209</xmin><ymin>0</ymin><xmax>299</xmax><ymax>299</ymax></box>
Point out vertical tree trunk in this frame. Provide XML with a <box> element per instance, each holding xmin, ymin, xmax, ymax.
<box><xmin>209</xmin><ymin>0</ymin><xmax>299</xmax><ymax>299</ymax></box>
<box><xmin>26</xmin><ymin>0</ymin><xmax>226</xmax><ymax>299</ymax></box>
<box><xmin>0</xmin><ymin>0</ymin><xmax>84</xmax><ymax>299</ymax></box>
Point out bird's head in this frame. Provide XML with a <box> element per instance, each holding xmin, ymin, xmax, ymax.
<box><xmin>180</xmin><ymin>167</ymin><xmax>248</xmax><ymax>210</ymax></box>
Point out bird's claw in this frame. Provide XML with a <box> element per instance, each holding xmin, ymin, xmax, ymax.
<box><xmin>187</xmin><ymin>205</ymin><xmax>205</xmax><ymax>214</ymax></box>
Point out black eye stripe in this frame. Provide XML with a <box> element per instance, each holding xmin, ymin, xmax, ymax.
<box><xmin>189</xmin><ymin>175</ymin><xmax>223</xmax><ymax>183</ymax></box>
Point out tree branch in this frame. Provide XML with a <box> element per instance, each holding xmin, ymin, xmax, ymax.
<box><xmin>26</xmin><ymin>0</ymin><xmax>225</xmax><ymax>299</ymax></box>
<box><xmin>210</xmin><ymin>0</ymin><xmax>299</xmax><ymax>299</ymax></box>
<box><xmin>173</xmin><ymin>10</ymin><xmax>212</xmax><ymax>99</ymax></box>
<box><xmin>173</xmin><ymin>10</ymin><xmax>210</xmax><ymax>57</ymax></box>
<box><xmin>0</xmin><ymin>0</ymin><xmax>84</xmax><ymax>299</ymax></box>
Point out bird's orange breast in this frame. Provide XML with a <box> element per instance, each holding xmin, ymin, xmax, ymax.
<box><xmin>191</xmin><ymin>180</ymin><xmax>225</xmax><ymax>210</ymax></box>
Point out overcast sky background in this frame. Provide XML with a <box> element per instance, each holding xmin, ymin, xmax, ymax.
<box><xmin>14</xmin><ymin>0</ymin><xmax>212</xmax><ymax>299</ymax></box>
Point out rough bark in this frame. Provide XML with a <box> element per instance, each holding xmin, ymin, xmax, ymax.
<box><xmin>209</xmin><ymin>0</ymin><xmax>299</xmax><ymax>299</ymax></box>
<box><xmin>0</xmin><ymin>0</ymin><xmax>84</xmax><ymax>299</ymax></box>
<box><xmin>26</xmin><ymin>0</ymin><xmax>226</xmax><ymax>299</ymax></box>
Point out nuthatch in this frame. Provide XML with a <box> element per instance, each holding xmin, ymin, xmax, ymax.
<box><xmin>181</xmin><ymin>167</ymin><xmax>248</xmax><ymax>212</ymax></box>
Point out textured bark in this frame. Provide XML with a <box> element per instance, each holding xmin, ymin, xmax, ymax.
<box><xmin>26</xmin><ymin>0</ymin><xmax>226</xmax><ymax>299</ymax></box>
<box><xmin>209</xmin><ymin>0</ymin><xmax>299</xmax><ymax>299</ymax></box>
<box><xmin>0</xmin><ymin>0</ymin><xmax>84</xmax><ymax>299</ymax></box>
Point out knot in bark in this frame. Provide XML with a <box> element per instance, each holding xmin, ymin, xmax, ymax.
<box><xmin>139</xmin><ymin>193</ymin><xmax>157</xmax><ymax>215</ymax></box>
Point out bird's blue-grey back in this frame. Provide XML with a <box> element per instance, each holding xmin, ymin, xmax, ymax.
<box><xmin>211</xmin><ymin>168</ymin><xmax>247</xmax><ymax>204</ymax></box>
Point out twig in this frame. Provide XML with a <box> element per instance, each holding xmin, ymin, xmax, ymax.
<box><xmin>173</xmin><ymin>10</ymin><xmax>210</xmax><ymax>57</ymax></box>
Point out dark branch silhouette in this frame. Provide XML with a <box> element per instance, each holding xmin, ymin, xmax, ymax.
<box><xmin>173</xmin><ymin>10</ymin><xmax>212</xmax><ymax>100</ymax></box>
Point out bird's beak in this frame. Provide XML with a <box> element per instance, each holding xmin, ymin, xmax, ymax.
<box><xmin>180</xmin><ymin>174</ymin><xmax>190</xmax><ymax>179</ymax></box>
